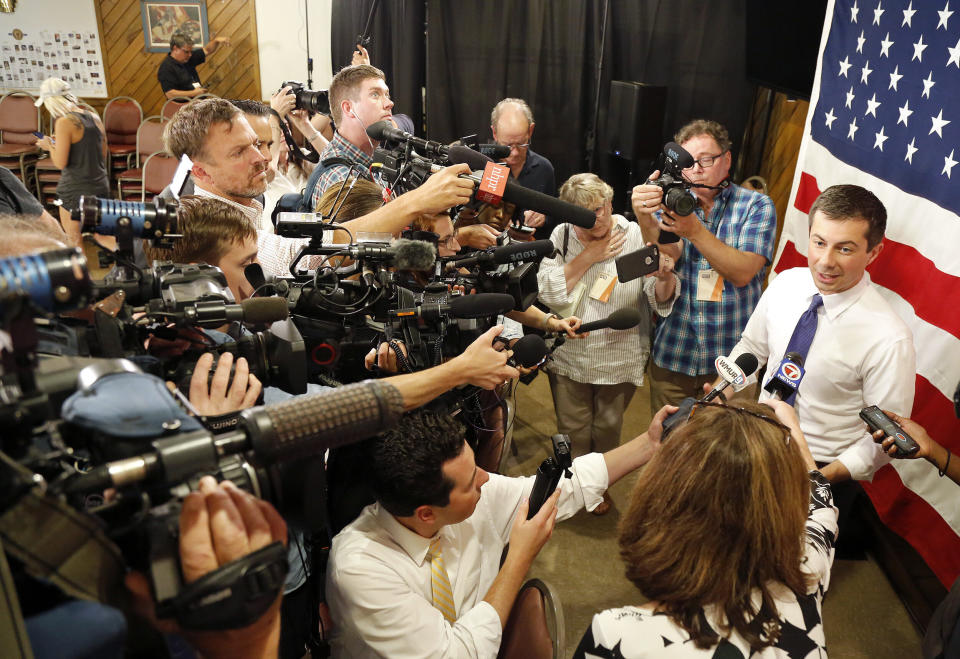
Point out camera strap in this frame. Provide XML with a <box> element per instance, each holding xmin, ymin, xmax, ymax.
<box><xmin>0</xmin><ymin>453</ymin><xmax>125</xmax><ymax>607</ymax></box>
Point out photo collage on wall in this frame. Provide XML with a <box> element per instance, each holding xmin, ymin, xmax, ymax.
<box><xmin>1</xmin><ymin>28</ymin><xmax>107</xmax><ymax>97</ymax></box>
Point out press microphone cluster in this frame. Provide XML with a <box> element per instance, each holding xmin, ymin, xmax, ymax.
<box><xmin>574</xmin><ymin>308</ymin><xmax>643</xmax><ymax>334</ymax></box>
<box><xmin>446</xmin><ymin>240</ymin><xmax>555</xmax><ymax>271</ymax></box>
<box><xmin>367</xmin><ymin>120</ymin><xmax>449</xmax><ymax>158</ymax></box>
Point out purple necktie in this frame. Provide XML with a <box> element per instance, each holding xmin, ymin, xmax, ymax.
<box><xmin>781</xmin><ymin>294</ymin><xmax>823</xmax><ymax>405</ymax></box>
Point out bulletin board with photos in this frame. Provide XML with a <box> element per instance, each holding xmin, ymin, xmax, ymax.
<box><xmin>1</xmin><ymin>28</ymin><xmax>107</xmax><ymax>98</ymax></box>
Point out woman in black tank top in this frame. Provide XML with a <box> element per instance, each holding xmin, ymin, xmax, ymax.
<box><xmin>34</xmin><ymin>77</ymin><xmax>110</xmax><ymax>246</ymax></box>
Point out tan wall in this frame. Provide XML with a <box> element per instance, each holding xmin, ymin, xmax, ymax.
<box><xmin>757</xmin><ymin>92</ymin><xmax>810</xmax><ymax>252</ymax></box>
<box><xmin>87</xmin><ymin>0</ymin><xmax>261</xmax><ymax>118</ymax></box>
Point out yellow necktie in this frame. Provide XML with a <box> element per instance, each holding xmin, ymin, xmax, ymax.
<box><xmin>428</xmin><ymin>536</ymin><xmax>456</xmax><ymax>623</ymax></box>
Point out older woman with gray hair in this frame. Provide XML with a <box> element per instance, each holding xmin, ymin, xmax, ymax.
<box><xmin>33</xmin><ymin>77</ymin><xmax>110</xmax><ymax>245</ymax></box>
<box><xmin>537</xmin><ymin>173</ymin><xmax>679</xmax><ymax>514</ymax></box>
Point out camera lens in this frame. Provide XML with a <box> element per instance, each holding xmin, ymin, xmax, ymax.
<box><xmin>664</xmin><ymin>188</ymin><xmax>697</xmax><ymax>216</ymax></box>
<box><xmin>296</xmin><ymin>89</ymin><xmax>330</xmax><ymax>115</ymax></box>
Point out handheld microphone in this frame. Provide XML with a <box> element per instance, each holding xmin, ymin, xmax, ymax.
<box><xmin>447</xmin><ymin>240</ymin><xmax>554</xmax><ymax>270</ymax></box>
<box><xmin>575</xmin><ymin>308</ymin><xmax>642</xmax><ymax>334</ymax></box>
<box><xmin>445</xmin><ymin>146</ymin><xmax>596</xmax><ymax>229</ymax></box>
<box><xmin>763</xmin><ymin>351</ymin><xmax>806</xmax><ymax>402</ymax></box>
<box><xmin>702</xmin><ymin>353</ymin><xmax>760</xmax><ymax>403</ymax></box>
<box><xmin>390</xmin><ymin>292</ymin><xmax>515</xmax><ymax>323</ymax></box>
<box><xmin>510</xmin><ymin>334</ymin><xmax>548</xmax><ymax>369</ymax></box>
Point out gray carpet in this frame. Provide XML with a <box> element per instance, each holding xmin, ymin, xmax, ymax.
<box><xmin>502</xmin><ymin>373</ymin><xmax>924</xmax><ymax>658</ymax></box>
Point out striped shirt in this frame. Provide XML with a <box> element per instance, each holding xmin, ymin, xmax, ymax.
<box><xmin>537</xmin><ymin>216</ymin><xmax>679</xmax><ymax>387</ymax></box>
<box><xmin>652</xmin><ymin>183</ymin><xmax>776</xmax><ymax>377</ymax></box>
<box><xmin>308</xmin><ymin>131</ymin><xmax>374</xmax><ymax>210</ymax></box>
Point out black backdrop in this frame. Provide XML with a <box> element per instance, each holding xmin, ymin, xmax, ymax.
<box><xmin>331</xmin><ymin>0</ymin><xmax>754</xmax><ymax>206</ymax></box>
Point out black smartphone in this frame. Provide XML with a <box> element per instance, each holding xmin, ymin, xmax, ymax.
<box><xmin>32</xmin><ymin>131</ymin><xmax>43</xmax><ymax>138</ymax></box>
<box><xmin>859</xmin><ymin>405</ymin><xmax>920</xmax><ymax>457</ymax></box>
<box><xmin>616</xmin><ymin>244</ymin><xmax>660</xmax><ymax>283</ymax></box>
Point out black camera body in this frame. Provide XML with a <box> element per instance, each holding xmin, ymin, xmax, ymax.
<box><xmin>281</xmin><ymin>80</ymin><xmax>330</xmax><ymax>115</ymax></box>
<box><xmin>527</xmin><ymin>434</ymin><xmax>573</xmax><ymax>518</ymax></box>
<box><xmin>646</xmin><ymin>141</ymin><xmax>698</xmax><ymax>218</ymax></box>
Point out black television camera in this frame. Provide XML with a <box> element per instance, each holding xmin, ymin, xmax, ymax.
<box><xmin>645</xmin><ymin>141</ymin><xmax>698</xmax><ymax>243</ymax></box>
<box><xmin>280</xmin><ymin>80</ymin><xmax>330</xmax><ymax>115</ymax></box>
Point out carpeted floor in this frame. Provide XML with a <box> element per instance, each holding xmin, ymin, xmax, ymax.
<box><xmin>502</xmin><ymin>373</ymin><xmax>924</xmax><ymax>658</ymax></box>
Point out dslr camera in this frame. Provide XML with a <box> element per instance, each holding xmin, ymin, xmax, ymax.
<box><xmin>280</xmin><ymin>81</ymin><xmax>330</xmax><ymax>115</ymax></box>
<box><xmin>645</xmin><ymin>141</ymin><xmax>698</xmax><ymax>217</ymax></box>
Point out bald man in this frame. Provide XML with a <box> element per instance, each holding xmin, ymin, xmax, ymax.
<box><xmin>490</xmin><ymin>98</ymin><xmax>556</xmax><ymax>240</ymax></box>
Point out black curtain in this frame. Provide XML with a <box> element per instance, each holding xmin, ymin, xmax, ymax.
<box><xmin>330</xmin><ymin>0</ymin><xmax>426</xmax><ymax>131</ymax></box>
<box><xmin>330</xmin><ymin>1</ymin><xmax>753</xmax><ymax>199</ymax></box>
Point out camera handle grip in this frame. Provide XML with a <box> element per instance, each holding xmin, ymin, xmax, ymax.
<box><xmin>527</xmin><ymin>457</ymin><xmax>563</xmax><ymax>519</ymax></box>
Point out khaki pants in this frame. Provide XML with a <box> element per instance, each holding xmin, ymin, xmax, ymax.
<box><xmin>546</xmin><ymin>371</ymin><xmax>637</xmax><ymax>457</ymax></box>
<box><xmin>649</xmin><ymin>361</ymin><xmax>758</xmax><ymax>412</ymax></box>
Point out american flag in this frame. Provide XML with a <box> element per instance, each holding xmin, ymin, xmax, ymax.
<box><xmin>775</xmin><ymin>0</ymin><xmax>960</xmax><ymax>587</ymax></box>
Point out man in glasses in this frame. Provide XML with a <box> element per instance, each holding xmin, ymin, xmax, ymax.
<box><xmin>157</xmin><ymin>30</ymin><xmax>231</xmax><ymax>101</ymax></box>
<box><xmin>631</xmin><ymin>119</ymin><xmax>777</xmax><ymax>411</ymax></box>
<box><xmin>490</xmin><ymin>98</ymin><xmax>557</xmax><ymax>240</ymax></box>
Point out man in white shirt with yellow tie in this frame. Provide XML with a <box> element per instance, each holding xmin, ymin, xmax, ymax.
<box><xmin>326</xmin><ymin>408</ymin><xmax>670</xmax><ymax>658</ymax></box>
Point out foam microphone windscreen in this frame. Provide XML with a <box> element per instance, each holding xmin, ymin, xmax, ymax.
<box><xmin>512</xmin><ymin>334</ymin><xmax>548</xmax><ymax>368</ymax></box>
<box><xmin>733</xmin><ymin>352</ymin><xmax>760</xmax><ymax>377</ymax></box>
<box><xmin>240</xmin><ymin>297</ymin><xmax>290</xmax><ymax>324</ymax></box>
<box><xmin>783</xmin><ymin>351</ymin><xmax>805</xmax><ymax>368</ymax></box>
<box><xmin>664</xmin><ymin>141</ymin><xmax>695</xmax><ymax>169</ymax></box>
<box><xmin>447</xmin><ymin>144</ymin><xmax>492</xmax><ymax>170</ymax></box>
<box><xmin>447</xmin><ymin>293</ymin><xmax>516</xmax><ymax>318</ymax></box>
<box><xmin>606</xmin><ymin>307</ymin><xmax>643</xmax><ymax>330</ymax></box>
<box><xmin>479</xmin><ymin>143</ymin><xmax>511</xmax><ymax>159</ymax></box>
<box><xmin>392</xmin><ymin>238</ymin><xmax>437</xmax><ymax>271</ymax></box>
<box><xmin>366</xmin><ymin>120</ymin><xmax>394</xmax><ymax>142</ymax></box>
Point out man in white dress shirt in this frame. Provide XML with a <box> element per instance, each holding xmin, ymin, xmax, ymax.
<box><xmin>729</xmin><ymin>184</ymin><xmax>915</xmax><ymax>483</ymax></box>
<box><xmin>326</xmin><ymin>408</ymin><xmax>670</xmax><ymax>658</ymax></box>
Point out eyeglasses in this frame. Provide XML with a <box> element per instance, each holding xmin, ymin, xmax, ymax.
<box><xmin>500</xmin><ymin>142</ymin><xmax>529</xmax><ymax>151</ymax></box>
<box><xmin>683</xmin><ymin>151</ymin><xmax>727</xmax><ymax>170</ymax></box>
<box><xmin>686</xmin><ymin>400</ymin><xmax>793</xmax><ymax>442</ymax></box>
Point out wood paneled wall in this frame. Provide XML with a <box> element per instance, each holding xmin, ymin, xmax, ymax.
<box><xmin>758</xmin><ymin>93</ymin><xmax>809</xmax><ymax>231</ymax></box>
<box><xmin>86</xmin><ymin>0</ymin><xmax>261</xmax><ymax>118</ymax></box>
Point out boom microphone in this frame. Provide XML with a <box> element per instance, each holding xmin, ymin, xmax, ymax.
<box><xmin>448</xmin><ymin>240</ymin><xmax>554</xmax><ymax>270</ymax></box>
<box><xmin>763</xmin><ymin>351</ymin><xmax>806</xmax><ymax>403</ymax></box>
<box><xmin>479</xmin><ymin>143</ymin><xmax>511</xmax><ymax>160</ymax></box>
<box><xmin>575</xmin><ymin>308</ymin><xmax>642</xmax><ymax>333</ymax></box>
<box><xmin>446</xmin><ymin>146</ymin><xmax>596</xmax><ymax>229</ymax></box>
<box><xmin>327</xmin><ymin>238</ymin><xmax>437</xmax><ymax>271</ymax></box>
<box><xmin>702</xmin><ymin>352</ymin><xmax>759</xmax><ymax>403</ymax></box>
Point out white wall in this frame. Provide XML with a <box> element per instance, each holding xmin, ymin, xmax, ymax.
<box><xmin>254</xmin><ymin>0</ymin><xmax>334</xmax><ymax>100</ymax></box>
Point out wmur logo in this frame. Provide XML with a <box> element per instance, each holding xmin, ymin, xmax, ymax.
<box><xmin>714</xmin><ymin>356</ymin><xmax>746</xmax><ymax>386</ymax></box>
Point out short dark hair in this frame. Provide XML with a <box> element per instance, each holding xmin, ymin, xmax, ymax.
<box><xmin>365</xmin><ymin>411</ymin><xmax>466</xmax><ymax>517</ymax></box>
<box><xmin>143</xmin><ymin>195</ymin><xmax>255</xmax><ymax>265</ymax></box>
<box><xmin>169</xmin><ymin>31</ymin><xmax>193</xmax><ymax>51</ymax></box>
<box><xmin>808</xmin><ymin>184</ymin><xmax>886</xmax><ymax>249</ymax></box>
<box><xmin>230</xmin><ymin>98</ymin><xmax>271</xmax><ymax>118</ymax></box>
<box><xmin>163</xmin><ymin>97</ymin><xmax>240</xmax><ymax>160</ymax></box>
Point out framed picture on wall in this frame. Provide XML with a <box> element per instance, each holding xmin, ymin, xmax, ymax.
<box><xmin>140</xmin><ymin>0</ymin><xmax>209</xmax><ymax>53</ymax></box>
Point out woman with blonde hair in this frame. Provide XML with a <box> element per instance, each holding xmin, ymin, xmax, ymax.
<box><xmin>574</xmin><ymin>400</ymin><xmax>838</xmax><ymax>657</ymax></box>
<box><xmin>33</xmin><ymin>77</ymin><xmax>109</xmax><ymax>245</ymax></box>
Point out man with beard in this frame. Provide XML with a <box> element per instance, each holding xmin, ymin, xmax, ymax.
<box><xmin>630</xmin><ymin>119</ymin><xmax>777</xmax><ymax>409</ymax></box>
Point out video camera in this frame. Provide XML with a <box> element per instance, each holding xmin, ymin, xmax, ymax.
<box><xmin>645</xmin><ymin>141</ymin><xmax>698</xmax><ymax>228</ymax></box>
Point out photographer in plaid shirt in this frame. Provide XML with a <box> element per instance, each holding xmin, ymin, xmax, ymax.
<box><xmin>631</xmin><ymin>119</ymin><xmax>777</xmax><ymax>408</ymax></box>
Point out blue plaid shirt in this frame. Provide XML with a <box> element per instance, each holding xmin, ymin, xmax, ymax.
<box><xmin>652</xmin><ymin>183</ymin><xmax>777</xmax><ymax>376</ymax></box>
<box><xmin>309</xmin><ymin>131</ymin><xmax>375</xmax><ymax>209</ymax></box>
